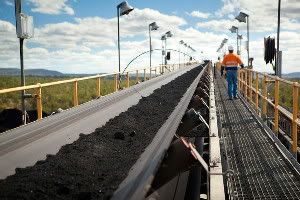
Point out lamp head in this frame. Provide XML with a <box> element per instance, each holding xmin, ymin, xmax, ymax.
<box><xmin>235</xmin><ymin>12</ymin><xmax>248</xmax><ymax>23</ymax></box>
<box><xmin>118</xmin><ymin>1</ymin><xmax>134</xmax><ymax>16</ymax></box>
<box><xmin>165</xmin><ymin>31</ymin><xmax>173</xmax><ymax>38</ymax></box>
<box><xmin>229</xmin><ymin>26</ymin><xmax>238</xmax><ymax>33</ymax></box>
<box><xmin>149</xmin><ymin>22</ymin><xmax>159</xmax><ymax>31</ymax></box>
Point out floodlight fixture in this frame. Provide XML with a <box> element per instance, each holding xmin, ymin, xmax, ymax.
<box><xmin>235</xmin><ymin>12</ymin><xmax>249</xmax><ymax>23</ymax></box>
<box><xmin>117</xmin><ymin>1</ymin><xmax>134</xmax><ymax>16</ymax></box>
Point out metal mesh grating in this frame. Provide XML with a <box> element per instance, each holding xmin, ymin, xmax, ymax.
<box><xmin>215</xmin><ymin>76</ymin><xmax>300</xmax><ymax>200</ymax></box>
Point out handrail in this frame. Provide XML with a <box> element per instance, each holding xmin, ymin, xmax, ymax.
<box><xmin>237</xmin><ymin>68</ymin><xmax>299</xmax><ymax>158</ymax></box>
<box><xmin>0</xmin><ymin>62</ymin><xmax>198</xmax><ymax>121</ymax></box>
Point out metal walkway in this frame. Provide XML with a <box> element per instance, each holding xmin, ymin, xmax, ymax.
<box><xmin>215</xmin><ymin>75</ymin><xmax>300</xmax><ymax>199</ymax></box>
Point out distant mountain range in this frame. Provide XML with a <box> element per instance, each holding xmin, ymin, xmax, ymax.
<box><xmin>0</xmin><ymin>68</ymin><xmax>299</xmax><ymax>78</ymax></box>
<box><xmin>283</xmin><ymin>72</ymin><xmax>300</xmax><ymax>79</ymax></box>
<box><xmin>0</xmin><ymin>68</ymin><xmax>97</xmax><ymax>77</ymax></box>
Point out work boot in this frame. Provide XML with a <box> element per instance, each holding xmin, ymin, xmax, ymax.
<box><xmin>229</xmin><ymin>97</ymin><xmax>233</xmax><ymax>100</ymax></box>
<box><xmin>234</xmin><ymin>96</ymin><xmax>239</xmax><ymax>99</ymax></box>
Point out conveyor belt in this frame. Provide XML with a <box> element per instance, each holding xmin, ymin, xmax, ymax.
<box><xmin>0</xmin><ymin>65</ymin><xmax>196</xmax><ymax>180</ymax></box>
<box><xmin>215</xmin><ymin>74</ymin><xmax>300</xmax><ymax>199</ymax></box>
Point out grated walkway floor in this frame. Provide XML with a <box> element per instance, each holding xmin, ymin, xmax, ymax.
<box><xmin>215</xmin><ymin>75</ymin><xmax>300</xmax><ymax>200</ymax></box>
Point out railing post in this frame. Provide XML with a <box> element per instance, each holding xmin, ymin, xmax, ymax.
<box><xmin>255</xmin><ymin>72</ymin><xmax>259</xmax><ymax>112</ymax></box>
<box><xmin>244</xmin><ymin>70</ymin><xmax>248</xmax><ymax>98</ymax></box>
<box><xmin>136</xmin><ymin>70</ymin><xmax>139</xmax><ymax>83</ymax></box>
<box><xmin>155</xmin><ymin>67</ymin><xmax>157</xmax><ymax>76</ymax></box>
<box><xmin>150</xmin><ymin>68</ymin><xmax>152</xmax><ymax>79</ymax></box>
<box><xmin>73</xmin><ymin>79</ymin><xmax>78</xmax><ymax>106</ymax></box>
<box><xmin>238</xmin><ymin>70</ymin><xmax>241</xmax><ymax>90</ymax></box>
<box><xmin>114</xmin><ymin>74</ymin><xmax>118</xmax><ymax>92</ymax></box>
<box><xmin>292</xmin><ymin>83</ymin><xmax>299</xmax><ymax>157</ymax></box>
<box><xmin>96</xmin><ymin>77</ymin><xmax>101</xmax><ymax>97</ymax></box>
<box><xmin>36</xmin><ymin>83</ymin><xmax>42</xmax><ymax>120</ymax></box>
<box><xmin>144</xmin><ymin>69</ymin><xmax>146</xmax><ymax>81</ymax></box>
<box><xmin>126</xmin><ymin>72</ymin><xmax>130</xmax><ymax>88</ymax></box>
<box><xmin>262</xmin><ymin>74</ymin><xmax>267</xmax><ymax>118</ymax></box>
<box><xmin>273</xmin><ymin>78</ymin><xmax>279</xmax><ymax>135</ymax></box>
<box><xmin>249</xmin><ymin>70</ymin><xmax>253</xmax><ymax>103</ymax></box>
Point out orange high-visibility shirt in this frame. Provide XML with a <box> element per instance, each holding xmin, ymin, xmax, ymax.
<box><xmin>222</xmin><ymin>53</ymin><xmax>243</xmax><ymax>68</ymax></box>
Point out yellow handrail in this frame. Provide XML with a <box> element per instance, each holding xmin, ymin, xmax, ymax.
<box><xmin>238</xmin><ymin>68</ymin><xmax>300</xmax><ymax>157</ymax></box>
<box><xmin>0</xmin><ymin>62</ymin><xmax>198</xmax><ymax>120</ymax></box>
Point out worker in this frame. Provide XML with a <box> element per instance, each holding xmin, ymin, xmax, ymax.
<box><xmin>222</xmin><ymin>45</ymin><xmax>244</xmax><ymax>100</ymax></box>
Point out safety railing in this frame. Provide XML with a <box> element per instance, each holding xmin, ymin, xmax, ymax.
<box><xmin>0</xmin><ymin>62</ymin><xmax>197</xmax><ymax>122</ymax></box>
<box><xmin>238</xmin><ymin>68</ymin><xmax>300</xmax><ymax>157</ymax></box>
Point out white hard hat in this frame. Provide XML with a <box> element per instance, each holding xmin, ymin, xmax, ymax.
<box><xmin>228</xmin><ymin>45</ymin><xmax>234</xmax><ymax>51</ymax></box>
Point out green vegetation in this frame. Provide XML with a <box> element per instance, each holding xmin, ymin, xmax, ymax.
<box><xmin>0</xmin><ymin>76</ymin><xmax>137</xmax><ymax>113</ymax></box>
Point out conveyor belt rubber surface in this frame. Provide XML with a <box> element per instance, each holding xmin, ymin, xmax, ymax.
<box><xmin>215</xmin><ymin>74</ymin><xmax>300</xmax><ymax>199</ymax></box>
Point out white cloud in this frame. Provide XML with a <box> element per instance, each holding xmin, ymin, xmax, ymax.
<box><xmin>188</xmin><ymin>11</ymin><xmax>211</xmax><ymax>19</ymax></box>
<box><xmin>4</xmin><ymin>0</ymin><xmax>13</xmax><ymax>6</ymax></box>
<box><xmin>29</xmin><ymin>0</ymin><xmax>75</xmax><ymax>15</ymax></box>
<box><xmin>197</xmin><ymin>19</ymin><xmax>237</xmax><ymax>32</ymax></box>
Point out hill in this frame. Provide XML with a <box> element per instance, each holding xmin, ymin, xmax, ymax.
<box><xmin>283</xmin><ymin>72</ymin><xmax>300</xmax><ymax>78</ymax></box>
<box><xmin>0</xmin><ymin>68</ymin><xmax>64</xmax><ymax>76</ymax></box>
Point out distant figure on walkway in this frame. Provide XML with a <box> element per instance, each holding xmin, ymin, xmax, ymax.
<box><xmin>222</xmin><ymin>45</ymin><xmax>244</xmax><ymax>100</ymax></box>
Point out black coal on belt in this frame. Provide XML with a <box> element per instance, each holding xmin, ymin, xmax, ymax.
<box><xmin>0</xmin><ymin>65</ymin><xmax>203</xmax><ymax>200</ymax></box>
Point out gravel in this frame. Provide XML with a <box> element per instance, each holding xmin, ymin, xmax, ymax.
<box><xmin>0</xmin><ymin>65</ymin><xmax>202</xmax><ymax>200</ymax></box>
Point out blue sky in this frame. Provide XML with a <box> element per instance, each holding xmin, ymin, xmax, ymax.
<box><xmin>0</xmin><ymin>0</ymin><xmax>299</xmax><ymax>73</ymax></box>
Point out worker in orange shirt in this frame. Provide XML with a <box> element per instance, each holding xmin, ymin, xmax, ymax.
<box><xmin>222</xmin><ymin>45</ymin><xmax>244</xmax><ymax>100</ymax></box>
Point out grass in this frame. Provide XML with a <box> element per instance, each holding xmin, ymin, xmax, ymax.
<box><xmin>0</xmin><ymin>76</ymin><xmax>137</xmax><ymax>114</ymax></box>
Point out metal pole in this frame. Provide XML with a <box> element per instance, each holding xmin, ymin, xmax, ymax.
<box><xmin>149</xmin><ymin>25</ymin><xmax>152</xmax><ymax>68</ymax></box>
<box><xmin>117</xmin><ymin>8</ymin><xmax>121</xmax><ymax>88</ymax></box>
<box><xmin>236</xmin><ymin>28</ymin><xmax>239</xmax><ymax>55</ymax></box>
<box><xmin>164</xmin><ymin>38</ymin><xmax>167</xmax><ymax>65</ymax></box>
<box><xmin>15</xmin><ymin>0</ymin><xmax>26</xmax><ymax>124</ymax></box>
<box><xmin>276</xmin><ymin>0</ymin><xmax>281</xmax><ymax>77</ymax></box>
<box><xmin>247</xmin><ymin>16</ymin><xmax>250</xmax><ymax>67</ymax></box>
<box><xmin>19</xmin><ymin>38</ymin><xmax>26</xmax><ymax>124</ymax></box>
<box><xmin>179</xmin><ymin>45</ymin><xmax>180</xmax><ymax>67</ymax></box>
<box><xmin>161</xmin><ymin>39</ymin><xmax>164</xmax><ymax>67</ymax></box>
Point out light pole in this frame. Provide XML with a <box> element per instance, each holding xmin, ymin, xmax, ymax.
<box><xmin>117</xmin><ymin>1</ymin><xmax>134</xmax><ymax>87</ymax></box>
<box><xmin>149</xmin><ymin>22</ymin><xmax>159</xmax><ymax>68</ymax></box>
<box><xmin>235</xmin><ymin>12</ymin><xmax>249</xmax><ymax>66</ymax></box>
<box><xmin>15</xmin><ymin>0</ymin><xmax>34</xmax><ymax>125</ymax></box>
<box><xmin>184</xmin><ymin>43</ymin><xmax>188</xmax><ymax>65</ymax></box>
<box><xmin>164</xmin><ymin>31</ymin><xmax>173</xmax><ymax>65</ymax></box>
<box><xmin>161</xmin><ymin>35</ymin><xmax>166</xmax><ymax>67</ymax></box>
<box><xmin>238</xmin><ymin>34</ymin><xmax>243</xmax><ymax>55</ymax></box>
<box><xmin>229</xmin><ymin>26</ymin><xmax>239</xmax><ymax>55</ymax></box>
<box><xmin>179</xmin><ymin>40</ymin><xmax>184</xmax><ymax>66</ymax></box>
<box><xmin>276</xmin><ymin>0</ymin><xmax>281</xmax><ymax>77</ymax></box>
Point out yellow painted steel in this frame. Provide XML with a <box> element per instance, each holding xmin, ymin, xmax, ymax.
<box><xmin>249</xmin><ymin>70</ymin><xmax>253</xmax><ymax>102</ymax></box>
<box><xmin>244</xmin><ymin>70</ymin><xmax>248</xmax><ymax>98</ymax></box>
<box><xmin>73</xmin><ymin>80</ymin><xmax>78</xmax><ymax>106</ymax></box>
<box><xmin>292</xmin><ymin>84</ymin><xmax>299</xmax><ymax>155</ymax></box>
<box><xmin>273</xmin><ymin>78</ymin><xmax>279</xmax><ymax>135</ymax></box>
<box><xmin>96</xmin><ymin>77</ymin><xmax>101</xmax><ymax>97</ymax></box>
<box><xmin>36</xmin><ymin>83</ymin><xmax>43</xmax><ymax>120</ymax></box>
<box><xmin>238</xmin><ymin>70</ymin><xmax>241</xmax><ymax>90</ymax></box>
<box><xmin>255</xmin><ymin>72</ymin><xmax>259</xmax><ymax>112</ymax></box>
<box><xmin>126</xmin><ymin>72</ymin><xmax>130</xmax><ymax>88</ymax></box>
<box><xmin>114</xmin><ymin>74</ymin><xmax>118</xmax><ymax>92</ymax></box>
<box><xmin>262</xmin><ymin>74</ymin><xmax>267</xmax><ymax>118</ymax></box>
